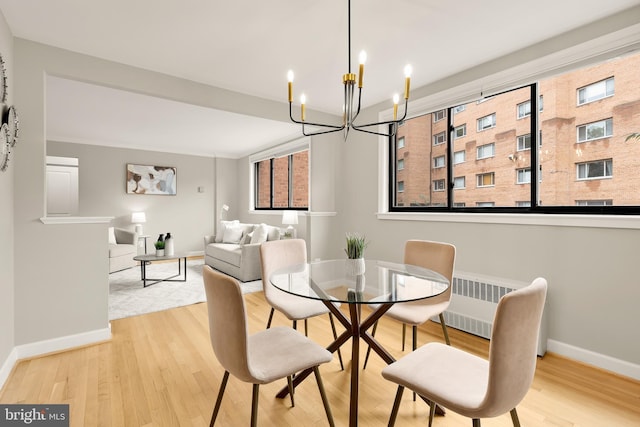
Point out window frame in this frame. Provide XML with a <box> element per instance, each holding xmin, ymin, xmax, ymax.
<box><xmin>577</xmin><ymin>77</ymin><xmax>614</xmax><ymax>106</ymax></box>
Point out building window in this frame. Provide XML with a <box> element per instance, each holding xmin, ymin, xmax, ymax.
<box><xmin>397</xmin><ymin>159</ymin><xmax>405</xmax><ymax>171</ymax></box>
<box><xmin>476</xmin><ymin>172</ymin><xmax>495</xmax><ymax>187</ymax></box>
<box><xmin>517</xmin><ymin>134</ymin><xmax>531</xmax><ymax>151</ymax></box>
<box><xmin>517</xmin><ymin>168</ymin><xmax>531</xmax><ymax>184</ymax></box>
<box><xmin>254</xmin><ymin>148</ymin><xmax>309</xmax><ymax>209</ymax></box>
<box><xmin>433</xmin><ymin>179</ymin><xmax>446</xmax><ymax>192</ymax></box>
<box><xmin>397</xmin><ymin>181</ymin><xmax>405</xmax><ymax>192</ymax></box>
<box><xmin>516</xmin><ymin>201</ymin><xmax>531</xmax><ymax>207</ymax></box>
<box><xmin>433</xmin><ymin>131</ymin><xmax>447</xmax><ymax>145</ymax></box>
<box><xmin>517</xmin><ymin>101</ymin><xmax>531</xmax><ymax>119</ymax></box>
<box><xmin>434</xmin><ymin>155</ymin><xmax>445</xmax><ymax>168</ymax></box>
<box><xmin>576</xmin><ymin>199</ymin><xmax>612</xmax><ymax>206</ymax></box>
<box><xmin>454</xmin><ymin>124</ymin><xmax>466</xmax><ymax>139</ymax></box>
<box><xmin>476</xmin><ymin>202</ymin><xmax>495</xmax><ymax>207</ymax></box>
<box><xmin>577</xmin><ymin>77</ymin><xmax>614</xmax><ymax>105</ymax></box>
<box><xmin>453</xmin><ymin>176</ymin><xmax>466</xmax><ymax>189</ymax></box>
<box><xmin>397</xmin><ymin>136</ymin><xmax>405</xmax><ymax>149</ymax></box>
<box><xmin>453</xmin><ymin>105</ymin><xmax>466</xmax><ymax>114</ymax></box>
<box><xmin>476</xmin><ymin>143</ymin><xmax>495</xmax><ymax>160</ymax></box>
<box><xmin>577</xmin><ymin>159</ymin><xmax>612</xmax><ymax>180</ymax></box>
<box><xmin>477</xmin><ymin>113</ymin><xmax>496</xmax><ymax>131</ymax></box>
<box><xmin>453</xmin><ymin>150</ymin><xmax>466</xmax><ymax>164</ymax></box>
<box><xmin>577</xmin><ymin>118</ymin><xmax>613</xmax><ymax>143</ymax></box>
<box><xmin>433</xmin><ymin>109</ymin><xmax>446</xmax><ymax>122</ymax></box>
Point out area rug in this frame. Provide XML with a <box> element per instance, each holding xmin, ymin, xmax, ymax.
<box><xmin>109</xmin><ymin>259</ymin><xmax>263</xmax><ymax>320</ymax></box>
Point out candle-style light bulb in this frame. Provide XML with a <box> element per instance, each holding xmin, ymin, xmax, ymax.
<box><xmin>287</xmin><ymin>70</ymin><xmax>294</xmax><ymax>103</ymax></box>
<box><xmin>300</xmin><ymin>94</ymin><xmax>306</xmax><ymax>122</ymax></box>
<box><xmin>358</xmin><ymin>51</ymin><xmax>367</xmax><ymax>89</ymax></box>
<box><xmin>393</xmin><ymin>93</ymin><xmax>399</xmax><ymax>120</ymax></box>
<box><xmin>404</xmin><ymin>64</ymin><xmax>412</xmax><ymax>99</ymax></box>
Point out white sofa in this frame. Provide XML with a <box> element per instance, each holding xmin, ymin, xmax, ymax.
<box><xmin>109</xmin><ymin>227</ymin><xmax>138</xmax><ymax>273</ymax></box>
<box><xmin>204</xmin><ymin>221</ymin><xmax>281</xmax><ymax>282</ymax></box>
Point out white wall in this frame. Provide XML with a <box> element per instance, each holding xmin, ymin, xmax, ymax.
<box><xmin>0</xmin><ymin>8</ymin><xmax>14</xmax><ymax>386</ymax></box>
<box><xmin>47</xmin><ymin>141</ymin><xmax>216</xmax><ymax>254</ymax></box>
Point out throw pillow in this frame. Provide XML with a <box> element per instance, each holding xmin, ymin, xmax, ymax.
<box><xmin>215</xmin><ymin>220</ymin><xmax>239</xmax><ymax>243</ymax></box>
<box><xmin>266</xmin><ymin>225</ymin><xmax>281</xmax><ymax>241</ymax></box>
<box><xmin>222</xmin><ymin>224</ymin><xmax>244</xmax><ymax>244</ymax></box>
<box><xmin>108</xmin><ymin>227</ymin><xmax>117</xmax><ymax>244</ymax></box>
<box><xmin>241</xmin><ymin>231</ymin><xmax>254</xmax><ymax>245</ymax></box>
<box><xmin>250</xmin><ymin>223</ymin><xmax>269</xmax><ymax>244</ymax></box>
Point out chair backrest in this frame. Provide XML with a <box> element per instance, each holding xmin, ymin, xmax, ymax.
<box><xmin>202</xmin><ymin>265</ymin><xmax>255</xmax><ymax>383</ymax></box>
<box><xmin>403</xmin><ymin>240</ymin><xmax>456</xmax><ymax>303</ymax></box>
<box><xmin>483</xmin><ymin>277</ymin><xmax>548</xmax><ymax>417</ymax></box>
<box><xmin>259</xmin><ymin>238</ymin><xmax>307</xmax><ymax>304</ymax></box>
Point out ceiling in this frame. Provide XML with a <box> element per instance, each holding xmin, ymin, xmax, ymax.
<box><xmin>1</xmin><ymin>0</ymin><xmax>639</xmax><ymax>158</ymax></box>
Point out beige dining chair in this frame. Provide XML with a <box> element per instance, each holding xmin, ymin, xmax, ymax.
<box><xmin>202</xmin><ymin>265</ymin><xmax>335</xmax><ymax>427</ymax></box>
<box><xmin>364</xmin><ymin>240</ymin><xmax>456</xmax><ymax>371</ymax></box>
<box><xmin>260</xmin><ymin>238</ymin><xmax>343</xmax><ymax>369</ymax></box>
<box><xmin>381</xmin><ymin>277</ymin><xmax>548</xmax><ymax>427</ymax></box>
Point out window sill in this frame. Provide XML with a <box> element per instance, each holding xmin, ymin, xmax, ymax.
<box><xmin>40</xmin><ymin>216</ymin><xmax>114</xmax><ymax>225</ymax></box>
<box><xmin>376</xmin><ymin>211</ymin><xmax>640</xmax><ymax>229</ymax></box>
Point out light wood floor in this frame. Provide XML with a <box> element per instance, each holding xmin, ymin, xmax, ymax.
<box><xmin>1</xmin><ymin>291</ymin><xmax>639</xmax><ymax>426</ymax></box>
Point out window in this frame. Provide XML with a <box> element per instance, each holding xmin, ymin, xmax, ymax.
<box><xmin>517</xmin><ymin>101</ymin><xmax>531</xmax><ymax>119</ymax></box>
<box><xmin>433</xmin><ymin>131</ymin><xmax>446</xmax><ymax>145</ymax></box>
<box><xmin>397</xmin><ymin>137</ymin><xmax>405</xmax><ymax>149</ymax></box>
<box><xmin>577</xmin><ymin>159</ymin><xmax>612</xmax><ymax>180</ymax></box>
<box><xmin>433</xmin><ymin>109</ymin><xmax>446</xmax><ymax>122</ymax></box>
<box><xmin>476</xmin><ymin>143</ymin><xmax>495</xmax><ymax>159</ymax></box>
<box><xmin>397</xmin><ymin>181</ymin><xmax>405</xmax><ymax>192</ymax></box>
<box><xmin>254</xmin><ymin>148</ymin><xmax>309</xmax><ymax>209</ymax></box>
<box><xmin>517</xmin><ymin>134</ymin><xmax>531</xmax><ymax>151</ymax></box>
<box><xmin>476</xmin><ymin>202</ymin><xmax>495</xmax><ymax>207</ymax></box>
<box><xmin>476</xmin><ymin>172</ymin><xmax>495</xmax><ymax>187</ymax></box>
<box><xmin>578</xmin><ymin>77</ymin><xmax>614</xmax><ymax>105</ymax></box>
<box><xmin>576</xmin><ymin>200</ymin><xmax>612</xmax><ymax>206</ymax></box>
<box><xmin>388</xmin><ymin>51</ymin><xmax>640</xmax><ymax>213</ymax></box>
<box><xmin>577</xmin><ymin>118</ymin><xmax>613</xmax><ymax>142</ymax></box>
<box><xmin>517</xmin><ymin>168</ymin><xmax>531</xmax><ymax>184</ymax></box>
<box><xmin>397</xmin><ymin>159</ymin><xmax>405</xmax><ymax>170</ymax></box>
<box><xmin>433</xmin><ymin>179</ymin><xmax>446</xmax><ymax>191</ymax></box>
<box><xmin>477</xmin><ymin>113</ymin><xmax>496</xmax><ymax>131</ymax></box>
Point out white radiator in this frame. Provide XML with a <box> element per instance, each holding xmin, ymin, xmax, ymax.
<box><xmin>435</xmin><ymin>271</ymin><xmax>548</xmax><ymax>356</ymax></box>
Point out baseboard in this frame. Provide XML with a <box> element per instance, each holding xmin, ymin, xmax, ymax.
<box><xmin>0</xmin><ymin>347</ymin><xmax>19</xmax><ymax>392</ymax></box>
<box><xmin>0</xmin><ymin>326</ymin><xmax>112</xmax><ymax>391</ymax></box>
<box><xmin>547</xmin><ymin>339</ymin><xmax>640</xmax><ymax>380</ymax></box>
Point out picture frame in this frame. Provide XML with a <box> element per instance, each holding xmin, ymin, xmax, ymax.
<box><xmin>126</xmin><ymin>164</ymin><xmax>177</xmax><ymax>195</ymax></box>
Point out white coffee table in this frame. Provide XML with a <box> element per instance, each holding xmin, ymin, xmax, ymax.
<box><xmin>133</xmin><ymin>253</ymin><xmax>187</xmax><ymax>287</ymax></box>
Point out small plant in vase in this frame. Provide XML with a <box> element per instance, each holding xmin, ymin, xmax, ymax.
<box><xmin>345</xmin><ymin>233</ymin><xmax>368</xmax><ymax>278</ymax></box>
<box><xmin>154</xmin><ymin>240</ymin><xmax>165</xmax><ymax>257</ymax></box>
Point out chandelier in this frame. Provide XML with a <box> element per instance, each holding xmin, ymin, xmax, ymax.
<box><xmin>287</xmin><ymin>0</ymin><xmax>412</xmax><ymax>140</ymax></box>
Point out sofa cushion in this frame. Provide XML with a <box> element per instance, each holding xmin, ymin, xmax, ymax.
<box><xmin>215</xmin><ymin>220</ymin><xmax>239</xmax><ymax>243</ymax></box>
<box><xmin>250</xmin><ymin>223</ymin><xmax>269</xmax><ymax>244</ymax></box>
<box><xmin>223</xmin><ymin>224</ymin><xmax>244</xmax><ymax>243</ymax></box>
<box><xmin>206</xmin><ymin>243</ymin><xmax>242</xmax><ymax>267</ymax></box>
<box><xmin>109</xmin><ymin>243</ymin><xmax>136</xmax><ymax>258</ymax></box>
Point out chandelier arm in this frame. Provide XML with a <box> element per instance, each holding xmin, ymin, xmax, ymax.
<box><xmin>351</xmin><ymin>98</ymin><xmax>408</xmax><ymax>130</ymax></box>
<box><xmin>352</xmin><ymin>126</ymin><xmax>395</xmax><ymax>137</ymax></box>
<box><xmin>289</xmin><ymin>103</ymin><xmax>345</xmax><ymax>130</ymax></box>
<box><xmin>302</xmin><ymin>125</ymin><xmax>346</xmax><ymax>137</ymax></box>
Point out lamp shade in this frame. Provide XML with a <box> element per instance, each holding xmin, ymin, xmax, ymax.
<box><xmin>131</xmin><ymin>212</ymin><xmax>146</xmax><ymax>224</ymax></box>
<box><xmin>282</xmin><ymin>210</ymin><xmax>299</xmax><ymax>225</ymax></box>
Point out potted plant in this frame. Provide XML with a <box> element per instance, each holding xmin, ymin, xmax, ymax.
<box><xmin>345</xmin><ymin>233</ymin><xmax>368</xmax><ymax>278</ymax></box>
<box><xmin>154</xmin><ymin>240</ymin><xmax>165</xmax><ymax>257</ymax></box>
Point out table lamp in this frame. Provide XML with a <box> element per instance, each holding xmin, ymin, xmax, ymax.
<box><xmin>282</xmin><ymin>210</ymin><xmax>298</xmax><ymax>238</ymax></box>
<box><xmin>131</xmin><ymin>212</ymin><xmax>146</xmax><ymax>235</ymax></box>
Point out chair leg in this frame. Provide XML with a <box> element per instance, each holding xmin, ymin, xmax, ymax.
<box><xmin>266</xmin><ymin>308</ymin><xmax>274</xmax><ymax>329</ymax></box>
<box><xmin>401</xmin><ymin>323</ymin><xmax>406</xmax><ymax>351</ymax></box>
<box><xmin>292</xmin><ymin>320</ymin><xmax>297</xmax><ymax>330</ymax></box>
<box><xmin>210</xmin><ymin>371</ymin><xmax>229</xmax><ymax>427</ymax></box>
<box><xmin>251</xmin><ymin>384</ymin><xmax>260</xmax><ymax>427</ymax></box>
<box><xmin>287</xmin><ymin>375</ymin><xmax>295</xmax><ymax>407</ymax></box>
<box><xmin>328</xmin><ymin>313</ymin><xmax>344</xmax><ymax>370</ymax></box>
<box><xmin>428</xmin><ymin>401</ymin><xmax>436</xmax><ymax>427</ymax></box>
<box><xmin>510</xmin><ymin>408</ymin><xmax>521</xmax><ymax>427</ymax></box>
<box><xmin>388</xmin><ymin>385</ymin><xmax>405</xmax><ymax>427</ymax></box>
<box><xmin>313</xmin><ymin>366</ymin><xmax>335</xmax><ymax>427</ymax></box>
<box><xmin>304</xmin><ymin>319</ymin><xmax>308</xmax><ymax>336</ymax></box>
<box><xmin>472</xmin><ymin>419</ymin><xmax>481</xmax><ymax>427</ymax></box>
<box><xmin>412</xmin><ymin>325</ymin><xmax>417</xmax><ymax>401</ymax></box>
<box><xmin>439</xmin><ymin>313</ymin><xmax>451</xmax><ymax>345</ymax></box>
<box><xmin>362</xmin><ymin>320</ymin><xmax>378</xmax><ymax>369</ymax></box>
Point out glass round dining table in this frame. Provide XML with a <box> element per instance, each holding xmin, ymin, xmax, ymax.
<box><xmin>270</xmin><ymin>259</ymin><xmax>450</xmax><ymax>427</ymax></box>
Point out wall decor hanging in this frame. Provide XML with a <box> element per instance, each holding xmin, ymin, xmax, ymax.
<box><xmin>126</xmin><ymin>163</ymin><xmax>177</xmax><ymax>195</ymax></box>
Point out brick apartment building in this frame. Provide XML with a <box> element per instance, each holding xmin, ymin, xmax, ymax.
<box><xmin>395</xmin><ymin>52</ymin><xmax>640</xmax><ymax>207</ymax></box>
